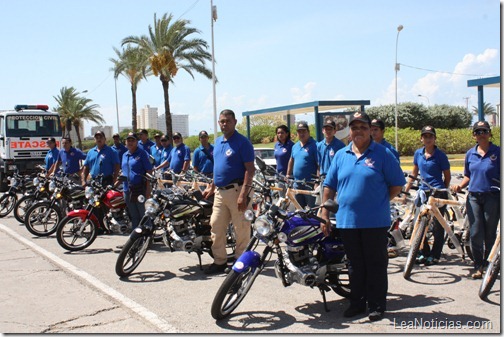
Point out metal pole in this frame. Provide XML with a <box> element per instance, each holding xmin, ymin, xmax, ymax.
<box><xmin>394</xmin><ymin>25</ymin><xmax>403</xmax><ymax>150</ymax></box>
<box><xmin>114</xmin><ymin>78</ymin><xmax>120</xmax><ymax>134</ymax></box>
<box><xmin>211</xmin><ymin>0</ymin><xmax>218</xmax><ymax>142</ymax></box>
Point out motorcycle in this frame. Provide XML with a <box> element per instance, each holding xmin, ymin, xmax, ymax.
<box><xmin>23</xmin><ymin>173</ymin><xmax>85</xmax><ymax>237</ymax></box>
<box><xmin>13</xmin><ymin>166</ymin><xmax>50</xmax><ymax>223</ymax></box>
<box><xmin>115</xmin><ymin>172</ymin><xmax>236</xmax><ymax>277</ymax></box>
<box><xmin>0</xmin><ymin>171</ymin><xmax>37</xmax><ymax>218</ymax></box>
<box><xmin>56</xmin><ymin>175</ymin><xmax>131</xmax><ymax>251</ymax></box>
<box><xmin>211</xmin><ymin>199</ymin><xmax>350</xmax><ymax>320</ymax></box>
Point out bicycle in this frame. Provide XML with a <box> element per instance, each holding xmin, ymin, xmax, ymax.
<box><xmin>403</xmin><ymin>176</ymin><xmax>467</xmax><ymax>280</ymax></box>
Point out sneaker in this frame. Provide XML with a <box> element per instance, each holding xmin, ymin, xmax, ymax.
<box><xmin>343</xmin><ymin>304</ymin><xmax>366</xmax><ymax>318</ymax></box>
<box><xmin>415</xmin><ymin>255</ymin><xmax>426</xmax><ymax>264</ymax></box>
<box><xmin>424</xmin><ymin>257</ymin><xmax>439</xmax><ymax>266</ymax></box>
<box><xmin>472</xmin><ymin>269</ymin><xmax>483</xmax><ymax>279</ymax></box>
<box><xmin>368</xmin><ymin>310</ymin><xmax>384</xmax><ymax>322</ymax></box>
<box><xmin>204</xmin><ymin>263</ymin><xmax>227</xmax><ymax>275</ymax></box>
<box><xmin>388</xmin><ymin>248</ymin><xmax>398</xmax><ymax>258</ymax></box>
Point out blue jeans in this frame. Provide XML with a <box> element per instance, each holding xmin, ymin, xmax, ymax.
<box><xmin>467</xmin><ymin>192</ymin><xmax>500</xmax><ymax>270</ymax></box>
<box><xmin>293</xmin><ymin>182</ymin><xmax>316</xmax><ymax>209</ymax></box>
<box><xmin>124</xmin><ymin>190</ymin><xmax>146</xmax><ymax>229</ymax></box>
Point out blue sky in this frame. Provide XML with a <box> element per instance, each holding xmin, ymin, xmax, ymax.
<box><xmin>0</xmin><ymin>0</ymin><xmax>500</xmax><ymax>136</ymax></box>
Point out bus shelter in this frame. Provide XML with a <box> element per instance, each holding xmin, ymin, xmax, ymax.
<box><xmin>242</xmin><ymin>100</ymin><xmax>370</xmax><ymax>142</ymax></box>
<box><xmin>467</xmin><ymin>76</ymin><xmax>500</xmax><ymax>122</ymax></box>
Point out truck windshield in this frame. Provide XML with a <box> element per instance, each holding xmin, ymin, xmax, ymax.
<box><xmin>6</xmin><ymin>114</ymin><xmax>61</xmax><ymax>137</ymax></box>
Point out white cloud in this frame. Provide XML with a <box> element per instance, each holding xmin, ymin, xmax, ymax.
<box><xmin>290</xmin><ymin>82</ymin><xmax>317</xmax><ymax>103</ymax></box>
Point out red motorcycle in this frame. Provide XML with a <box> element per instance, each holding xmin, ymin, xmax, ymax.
<box><xmin>56</xmin><ymin>176</ymin><xmax>131</xmax><ymax>251</ymax></box>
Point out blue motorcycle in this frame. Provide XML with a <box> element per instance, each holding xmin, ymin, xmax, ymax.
<box><xmin>211</xmin><ymin>198</ymin><xmax>350</xmax><ymax>320</ymax></box>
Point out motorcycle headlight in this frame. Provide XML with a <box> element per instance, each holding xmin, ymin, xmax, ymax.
<box><xmin>144</xmin><ymin>198</ymin><xmax>159</xmax><ymax>215</ymax></box>
<box><xmin>252</xmin><ymin>215</ymin><xmax>274</xmax><ymax>237</ymax></box>
<box><xmin>244</xmin><ymin>209</ymin><xmax>255</xmax><ymax>221</ymax></box>
<box><xmin>85</xmin><ymin>186</ymin><xmax>94</xmax><ymax>199</ymax></box>
<box><xmin>33</xmin><ymin>177</ymin><xmax>40</xmax><ymax>186</ymax></box>
<box><xmin>49</xmin><ymin>181</ymin><xmax>56</xmax><ymax>192</ymax></box>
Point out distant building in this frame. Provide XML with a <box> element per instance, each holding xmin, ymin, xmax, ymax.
<box><xmin>119</xmin><ymin>126</ymin><xmax>128</xmax><ymax>133</ymax></box>
<box><xmin>138</xmin><ymin>105</ymin><xmax>158</xmax><ymax>130</ymax></box>
<box><xmin>91</xmin><ymin>125</ymin><xmax>113</xmax><ymax>139</ymax></box>
<box><xmin>158</xmin><ymin>114</ymin><xmax>189</xmax><ymax>138</ymax></box>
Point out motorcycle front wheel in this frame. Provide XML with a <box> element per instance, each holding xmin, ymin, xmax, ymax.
<box><xmin>403</xmin><ymin>216</ymin><xmax>428</xmax><ymax>280</ymax></box>
<box><xmin>115</xmin><ymin>233</ymin><xmax>152</xmax><ymax>277</ymax></box>
<box><xmin>0</xmin><ymin>193</ymin><xmax>17</xmax><ymax>218</ymax></box>
<box><xmin>14</xmin><ymin>195</ymin><xmax>36</xmax><ymax>223</ymax></box>
<box><xmin>479</xmin><ymin>251</ymin><xmax>500</xmax><ymax>300</ymax></box>
<box><xmin>211</xmin><ymin>265</ymin><xmax>263</xmax><ymax>320</ymax></box>
<box><xmin>24</xmin><ymin>202</ymin><xmax>61</xmax><ymax>237</ymax></box>
<box><xmin>329</xmin><ymin>268</ymin><xmax>351</xmax><ymax>298</ymax></box>
<box><xmin>56</xmin><ymin>215</ymin><xmax>98</xmax><ymax>251</ymax></box>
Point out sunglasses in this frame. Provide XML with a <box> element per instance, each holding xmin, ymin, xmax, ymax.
<box><xmin>173</xmin><ymin>136</ymin><xmax>181</xmax><ymax>140</ymax></box>
<box><xmin>161</xmin><ymin>139</ymin><xmax>168</xmax><ymax>142</ymax></box>
<box><xmin>474</xmin><ymin>130</ymin><xmax>490</xmax><ymax>135</ymax></box>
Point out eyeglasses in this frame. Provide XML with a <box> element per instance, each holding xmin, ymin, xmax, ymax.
<box><xmin>474</xmin><ymin>130</ymin><xmax>490</xmax><ymax>136</ymax></box>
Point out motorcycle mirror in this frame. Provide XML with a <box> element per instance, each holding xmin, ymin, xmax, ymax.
<box><xmin>255</xmin><ymin>156</ymin><xmax>267</xmax><ymax>171</ymax></box>
<box><xmin>322</xmin><ymin>199</ymin><xmax>338</xmax><ymax>213</ymax></box>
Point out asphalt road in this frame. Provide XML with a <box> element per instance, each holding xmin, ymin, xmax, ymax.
<box><xmin>0</xmin><ymin>212</ymin><xmax>500</xmax><ymax>334</ymax></box>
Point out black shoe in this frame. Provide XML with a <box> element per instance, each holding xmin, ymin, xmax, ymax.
<box><xmin>368</xmin><ymin>310</ymin><xmax>384</xmax><ymax>322</ymax></box>
<box><xmin>116</xmin><ymin>245</ymin><xmax>124</xmax><ymax>249</ymax></box>
<box><xmin>204</xmin><ymin>263</ymin><xmax>227</xmax><ymax>275</ymax></box>
<box><xmin>343</xmin><ymin>304</ymin><xmax>366</xmax><ymax>318</ymax></box>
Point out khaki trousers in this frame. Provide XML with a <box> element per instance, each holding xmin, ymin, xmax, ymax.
<box><xmin>210</xmin><ymin>185</ymin><xmax>252</xmax><ymax>265</ymax></box>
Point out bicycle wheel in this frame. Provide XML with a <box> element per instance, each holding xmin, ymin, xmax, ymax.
<box><xmin>115</xmin><ymin>233</ymin><xmax>152</xmax><ymax>277</ymax></box>
<box><xmin>56</xmin><ymin>215</ymin><xmax>98</xmax><ymax>251</ymax></box>
<box><xmin>14</xmin><ymin>195</ymin><xmax>36</xmax><ymax>223</ymax></box>
<box><xmin>24</xmin><ymin>202</ymin><xmax>61</xmax><ymax>237</ymax></box>
<box><xmin>479</xmin><ymin>251</ymin><xmax>500</xmax><ymax>300</ymax></box>
<box><xmin>0</xmin><ymin>193</ymin><xmax>17</xmax><ymax>218</ymax></box>
<box><xmin>403</xmin><ymin>216</ymin><xmax>428</xmax><ymax>280</ymax></box>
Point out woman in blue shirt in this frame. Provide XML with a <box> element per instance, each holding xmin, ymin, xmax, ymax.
<box><xmin>404</xmin><ymin>126</ymin><xmax>451</xmax><ymax>266</ymax></box>
<box><xmin>451</xmin><ymin>121</ymin><xmax>500</xmax><ymax>279</ymax></box>
<box><xmin>274</xmin><ymin>125</ymin><xmax>294</xmax><ymax>176</ymax></box>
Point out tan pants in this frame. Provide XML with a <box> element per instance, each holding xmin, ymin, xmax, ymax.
<box><xmin>210</xmin><ymin>185</ymin><xmax>252</xmax><ymax>265</ymax></box>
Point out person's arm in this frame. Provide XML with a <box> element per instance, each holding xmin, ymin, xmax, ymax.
<box><xmin>237</xmin><ymin>161</ymin><xmax>255</xmax><ymax>212</ymax></box>
<box><xmin>47</xmin><ymin>160</ymin><xmax>60</xmax><ymax>176</ymax></box>
<box><xmin>81</xmin><ymin>165</ymin><xmax>89</xmax><ymax>186</ymax></box>
<box><xmin>155</xmin><ymin>159</ymin><xmax>169</xmax><ymax>171</ymax></box>
<box><xmin>404</xmin><ymin>165</ymin><xmax>419</xmax><ymax>193</ymax></box>
<box><xmin>113</xmin><ymin>164</ymin><xmax>120</xmax><ymax>184</ymax></box>
<box><xmin>389</xmin><ymin>185</ymin><xmax>403</xmax><ymax>200</ymax></box>
<box><xmin>451</xmin><ymin>176</ymin><xmax>470</xmax><ymax>193</ymax></box>
<box><xmin>145</xmin><ymin>169</ymin><xmax>152</xmax><ymax>199</ymax></box>
<box><xmin>443</xmin><ymin>169</ymin><xmax>451</xmax><ymax>188</ymax></box>
<box><xmin>286</xmin><ymin>157</ymin><xmax>294</xmax><ymax>177</ymax></box>
<box><xmin>319</xmin><ymin>186</ymin><xmax>336</xmax><ymax>237</ymax></box>
<box><xmin>182</xmin><ymin>160</ymin><xmax>190</xmax><ymax>173</ymax></box>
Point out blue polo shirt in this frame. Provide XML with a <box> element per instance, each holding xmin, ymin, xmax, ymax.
<box><xmin>57</xmin><ymin>147</ymin><xmax>87</xmax><ymax>174</ymax></box>
<box><xmin>464</xmin><ymin>143</ymin><xmax>500</xmax><ymax>193</ymax></box>
<box><xmin>213</xmin><ymin>131</ymin><xmax>254</xmax><ymax>187</ymax></box>
<box><xmin>150</xmin><ymin>144</ymin><xmax>165</xmax><ymax>166</ymax></box>
<box><xmin>193</xmin><ymin>144</ymin><xmax>214</xmax><ymax>174</ymax></box>
<box><xmin>324</xmin><ymin>142</ymin><xmax>406</xmax><ymax>229</ymax></box>
<box><xmin>413</xmin><ymin>147</ymin><xmax>450</xmax><ymax>190</ymax></box>
<box><xmin>121</xmin><ymin>148</ymin><xmax>152</xmax><ymax>191</ymax></box>
<box><xmin>45</xmin><ymin>147</ymin><xmax>59</xmax><ymax>170</ymax></box>
<box><xmin>380</xmin><ymin>139</ymin><xmax>400</xmax><ymax>163</ymax></box>
<box><xmin>274</xmin><ymin>139</ymin><xmax>294</xmax><ymax>175</ymax></box>
<box><xmin>317</xmin><ymin>137</ymin><xmax>345</xmax><ymax>176</ymax></box>
<box><xmin>168</xmin><ymin>143</ymin><xmax>191</xmax><ymax>174</ymax></box>
<box><xmin>84</xmin><ymin>145</ymin><xmax>120</xmax><ymax>178</ymax></box>
<box><xmin>112</xmin><ymin>143</ymin><xmax>127</xmax><ymax>166</ymax></box>
<box><xmin>291</xmin><ymin>138</ymin><xmax>318</xmax><ymax>181</ymax></box>
<box><xmin>159</xmin><ymin>145</ymin><xmax>173</xmax><ymax>172</ymax></box>
<box><xmin>138</xmin><ymin>139</ymin><xmax>155</xmax><ymax>155</ymax></box>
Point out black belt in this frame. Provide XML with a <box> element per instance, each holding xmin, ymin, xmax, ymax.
<box><xmin>218</xmin><ymin>180</ymin><xmax>243</xmax><ymax>190</ymax></box>
<box><xmin>469</xmin><ymin>191</ymin><xmax>499</xmax><ymax>196</ymax></box>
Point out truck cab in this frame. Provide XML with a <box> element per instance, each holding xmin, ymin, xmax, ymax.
<box><xmin>0</xmin><ymin>105</ymin><xmax>61</xmax><ymax>191</ymax></box>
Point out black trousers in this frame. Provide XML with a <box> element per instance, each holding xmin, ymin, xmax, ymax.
<box><xmin>341</xmin><ymin>227</ymin><xmax>389</xmax><ymax>312</ymax></box>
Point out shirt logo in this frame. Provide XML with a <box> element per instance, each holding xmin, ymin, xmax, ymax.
<box><xmin>70</xmin><ymin>152</ymin><xmax>74</xmax><ymax>156</ymax></box>
<box><xmin>135</xmin><ymin>156</ymin><xmax>140</xmax><ymax>161</ymax></box>
<box><xmin>282</xmin><ymin>148</ymin><xmax>287</xmax><ymax>153</ymax></box>
<box><xmin>226</xmin><ymin>149</ymin><xmax>233</xmax><ymax>157</ymax></box>
<box><xmin>177</xmin><ymin>150</ymin><xmax>181</xmax><ymax>154</ymax></box>
<box><xmin>490</xmin><ymin>154</ymin><xmax>497</xmax><ymax>161</ymax></box>
<box><xmin>304</xmin><ymin>148</ymin><xmax>309</xmax><ymax>152</ymax></box>
<box><xmin>100</xmin><ymin>154</ymin><xmax>106</xmax><ymax>159</ymax></box>
<box><xmin>329</xmin><ymin>149</ymin><xmax>335</xmax><ymax>156</ymax></box>
<box><xmin>364</xmin><ymin>158</ymin><xmax>375</xmax><ymax>168</ymax></box>
<box><xmin>354</xmin><ymin>112</ymin><xmax>362</xmax><ymax>118</ymax></box>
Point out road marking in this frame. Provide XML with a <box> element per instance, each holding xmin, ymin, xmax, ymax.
<box><xmin>0</xmin><ymin>224</ymin><xmax>179</xmax><ymax>333</ymax></box>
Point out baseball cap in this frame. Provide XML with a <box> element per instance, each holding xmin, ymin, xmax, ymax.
<box><xmin>94</xmin><ymin>130</ymin><xmax>105</xmax><ymax>138</ymax></box>
<box><xmin>154</xmin><ymin>133</ymin><xmax>161</xmax><ymax>138</ymax></box>
<box><xmin>199</xmin><ymin>130</ymin><xmax>209</xmax><ymax>138</ymax></box>
<box><xmin>47</xmin><ymin>137</ymin><xmax>56</xmax><ymax>143</ymax></box>
<box><xmin>349</xmin><ymin>111</ymin><xmax>371</xmax><ymax>125</ymax></box>
<box><xmin>421</xmin><ymin>125</ymin><xmax>436</xmax><ymax>136</ymax></box>
<box><xmin>296</xmin><ymin>121</ymin><xmax>309</xmax><ymax>131</ymax></box>
<box><xmin>323</xmin><ymin>119</ymin><xmax>336</xmax><ymax>129</ymax></box>
<box><xmin>126</xmin><ymin>132</ymin><xmax>138</xmax><ymax>140</ymax></box>
<box><xmin>371</xmin><ymin>118</ymin><xmax>385</xmax><ymax>130</ymax></box>
<box><xmin>112</xmin><ymin>133</ymin><xmax>120</xmax><ymax>138</ymax></box>
<box><xmin>173</xmin><ymin>132</ymin><xmax>182</xmax><ymax>139</ymax></box>
<box><xmin>138</xmin><ymin>129</ymin><xmax>148</xmax><ymax>135</ymax></box>
<box><xmin>472</xmin><ymin>120</ymin><xmax>490</xmax><ymax>132</ymax></box>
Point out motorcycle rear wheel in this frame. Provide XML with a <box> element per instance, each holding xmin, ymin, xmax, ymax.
<box><xmin>329</xmin><ymin>268</ymin><xmax>351</xmax><ymax>298</ymax></box>
<box><xmin>14</xmin><ymin>195</ymin><xmax>38</xmax><ymax>223</ymax></box>
<box><xmin>211</xmin><ymin>265</ymin><xmax>262</xmax><ymax>320</ymax></box>
<box><xmin>115</xmin><ymin>234</ymin><xmax>152</xmax><ymax>277</ymax></box>
<box><xmin>479</xmin><ymin>251</ymin><xmax>500</xmax><ymax>300</ymax></box>
<box><xmin>24</xmin><ymin>202</ymin><xmax>61</xmax><ymax>237</ymax></box>
<box><xmin>0</xmin><ymin>194</ymin><xmax>17</xmax><ymax>218</ymax></box>
<box><xmin>403</xmin><ymin>216</ymin><xmax>428</xmax><ymax>280</ymax></box>
<box><xmin>56</xmin><ymin>215</ymin><xmax>98</xmax><ymax>251</ymax></box>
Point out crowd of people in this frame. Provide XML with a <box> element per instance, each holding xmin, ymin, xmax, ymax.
<box><xmin>43</xmin><ymin>111</ymin><xmax>500</xmax><ymax>323</ymax></box>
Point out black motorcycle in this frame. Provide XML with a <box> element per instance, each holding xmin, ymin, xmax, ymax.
<box><xmin>0</xmin><ymin>172</ymin><xmax>36</xmax><ymax>218</ymax></box>
<box><xmin>23</xmin><ymin>173</ymin><xmax>85</xmax><ymax>237</ymax></box>
<box><xmin>13</xmin><ymin>167</ymin><xmax>50</xmax><ymax>223</ymax></box>
<box><xmin>211</xmin><ymin>199</ymin><xmax>350</xmax><ymax>320</ymax></box>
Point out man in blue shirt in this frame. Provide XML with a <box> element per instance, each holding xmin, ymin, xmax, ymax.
<box><xmin>82</xmin><ymin>131</ymin><xmax>120</xmax><ymax>187</ymax></box>
<box><xmin>193</xmin><ymin>130</ymin><xmax>214</xmax><ymax>177</ymax></box>
<box><xmin>155</xmin><ymin>132</ymin><xmax>191</xmax><ymax>174</ymax></box>
<box><xmin>158</xmin><ymin>135</ymin><xmax>173</xmax><ymax>173</ymax></box>
<box><xmin>370</xmin><ymin>118</ymin><xmax>400</xmax><ymax>162</ymax></box>
<box><xmin>202</xmin><ymin>109</ymin><xmax>255</xmax><ymax>275</ymax></box>
<box><xmin>137</xmin><ymin>129</ymin><xmax>155</xmax><ymax>155</ymax></box>
<box><xmin>44</xmin><ymin>137</ymin><xmax>59</xmax><ymax>171</ymax></box>
<box><xmin>286</xmin><ymin>121</ymin><xmax>319</xmax><ymax>209</ymax></box>
<box><xmin>48</xmin><ymin>137</ymin><xmax>86</xmax><ymax>184</ymax></box>
<box><xmin>320</xmin><ymin>111</ymin><xmax>405</xmax><ymax>322</ymax></box>
<box><xmin>111</xmin><ymin>133</ymin><xmax>127</xmax><ymax>166</ymax></box>
<box><xmin>274</xmin><ymin>125</ymin><xmax>294</xmax><ymax>176</ymax></box>
<box><xmin>150</xmin><ymin>133</ymin><xmax>165</xmax><ymax>166</ymax></box>
<box><xmin>317</xmin><ymin>118</ymin><xmax>345</xmax><ymax>177</ymax></box>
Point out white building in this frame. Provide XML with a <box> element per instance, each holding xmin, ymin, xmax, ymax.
<box><xmin>137</xmin><ymin>105</ymin><xmax>159</xmax><ymax>130</ymax></box>
<box><xmin>158</xmin><ymin>114</ymin><xmax>189</xmax><ymax>138</ymax></box>
<box><xmin>91</xmin><ymin>125</ymin><xmax>113</xmax><ymax>139</ymax></box>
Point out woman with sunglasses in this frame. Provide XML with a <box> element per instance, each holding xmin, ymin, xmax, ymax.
<box><xmin>451</xmin><ymin>121</ymin><xmax>501</xmax><ymax>279</ymax></box>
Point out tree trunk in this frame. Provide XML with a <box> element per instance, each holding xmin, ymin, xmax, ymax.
<box><xmin>74</xmin><ymin>122</ymin><xmax>83</xmax><ymax>149</ymax></box>
<box><xmin>131</xmin><ymin>84</ymin><xmax>138</xmax><ymax>132</ymax></box>
<box><xmin>66</xmin><ymin>119</ymin><xmax>73</xmax><ymax>138</ymax></box>
<box><xmin>161</xmin><ymin>75</ymin><xmax>173</xmax><ymax>139</ymax></box>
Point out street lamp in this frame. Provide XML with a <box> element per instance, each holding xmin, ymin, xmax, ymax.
<box><xmin>417</xmin><ymin>94</ymin><xmax>430</xmax><ymax>106</ymax></box>
<box><xmin>210</xmin><ymin>0</ymin><xmax>218</xmax><ymax>142</ymax></box>
<box><xmin>394</xmin><ymin>24</ymin><xmax>403</xmax><ymax>150</ymax></box>
<box><xmin>114</xmin><ymin>77</ymin><xmax>120</xmax><ymax>134</ymax></box>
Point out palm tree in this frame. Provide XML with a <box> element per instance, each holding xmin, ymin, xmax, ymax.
<box><xmin>472</xmin><ymin>102</ymin><xmax>496</xmax><ymax>116</ymax></box>
<box><xmin>53</xmin><ymin>86</ymin><xmax>79</xmax><ymax>137</ymax></box>
<box><xmin>122</xmin><ymin>13</ymin><xmax>213</xmax><ymax>139</ymax></box>
<box><xmin>110</xmin><ymin>46</ymin><xmax>150</xmax><ymax>132</ymax></box>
